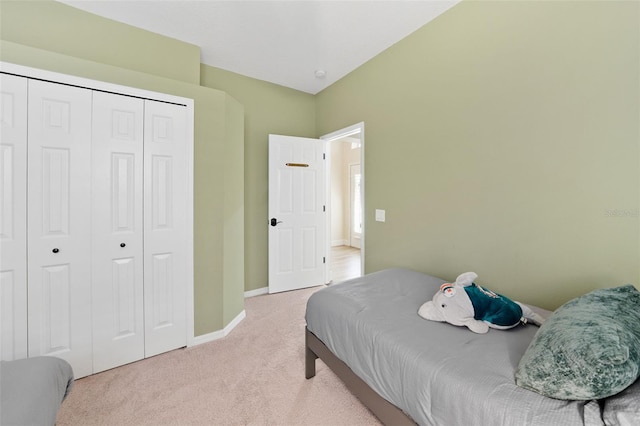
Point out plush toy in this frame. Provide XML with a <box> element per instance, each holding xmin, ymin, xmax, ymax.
<box><xmin>418</xmin><ymin>272</ymin><xmax>545</xmax><ymax>334</ymax></box>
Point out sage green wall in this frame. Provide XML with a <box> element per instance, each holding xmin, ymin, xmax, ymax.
<box><xmin>223</xmin><ymin>94</ymin><xmax>246</xmax><ymax>323</ymax></box>
<box><xmin>316</xmin><ymin>0</ymin><xmax>640</xmax><ymax>309</ymax></box>
<box><xmin>5</xmin><ymin>0</ymin><xmax>637</xmax><ymax>314</ymax></box>
<box><xmin>201</xmin><ymin>65</ymin><xmax>316</xmax><ymax>292</ymax></box>
<box><xmin>1</xmin><ymin>1</ymin><xmax>245</xmax><ymax>335</ymax></box>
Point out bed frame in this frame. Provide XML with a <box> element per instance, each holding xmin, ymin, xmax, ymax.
<box><xmin>305</xmin><ymin>327</ymin><xmax>415</xmax><ymax>425</ymax></box>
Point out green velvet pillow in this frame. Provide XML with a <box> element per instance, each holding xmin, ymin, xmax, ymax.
<box><xmin>515</xmin><ymin>285</ymin><xmax>640</xmax><ymax>400</ymax></box>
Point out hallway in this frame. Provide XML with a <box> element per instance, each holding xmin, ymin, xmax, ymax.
<box><xmin>329</xmin><ymin>245</ymin><xmax>361</xmax><ymax>284</ymax></box>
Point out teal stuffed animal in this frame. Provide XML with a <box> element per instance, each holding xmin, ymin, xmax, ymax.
<box><xmin>418</xmin><ymin>272</ymin><xmax>545</xmax><ymax>333</ymax></box>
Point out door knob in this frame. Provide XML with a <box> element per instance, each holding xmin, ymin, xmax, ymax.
<box><xmin>52</xmin><ymin>248</ymin><xmax>59</xmax><ymax>253</ymax></box>
<box><xmin>270</xmin><ymin>218</ymin><xmax>283</xmax><ymax>227</ymax></box>
<box><xmin>120</xmin><ymin>243</ymin><xmax>126</xmax><ymax>248</ymax></box>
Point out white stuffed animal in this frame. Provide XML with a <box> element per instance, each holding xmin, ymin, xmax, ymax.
<box><xmin>418</xmin><ymin>272</ymin><xmax>545</xmax><ymax>334</ymax></box>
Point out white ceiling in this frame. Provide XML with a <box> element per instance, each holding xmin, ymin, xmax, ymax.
<box><xmin>57</xmin><ymin>0</ymin><xmax>460</xmax><ymax>94</ymax></box>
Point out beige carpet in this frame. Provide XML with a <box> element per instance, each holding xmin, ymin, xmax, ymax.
<box><xmin>57</xmin><ymin>286</ymin><xmax>381</xmax><ymax>426</ymax></box>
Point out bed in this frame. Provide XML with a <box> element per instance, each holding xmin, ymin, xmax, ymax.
<box><xmin>0</xmin><ymin>356</ymin><xmax>74</xmax><ymax>426</ymax></box>
<box><xmin>305</xmin><ymin>268</ymin><xmax>639</xmax><ymax>426</ymax></box>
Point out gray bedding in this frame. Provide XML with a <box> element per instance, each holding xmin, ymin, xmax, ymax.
<box><xmin>305</xmin><ymin>268</ymin><xmax>604</xmax><ymax>426</ymax></box>
<box><xmin>1</xmin><ymin>356</ymin><xmax>74</xmax><ymax>426</ymax></box>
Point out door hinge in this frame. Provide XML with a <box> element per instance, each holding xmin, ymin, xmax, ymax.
<box><xmin>323</xmin><ymin>205</ymin><xmax>326</xmax><ymax>212</ymax></box>
<box><xmin>323</xmin><ymin>257</ymin><xmax>326</xmax><ymax>264</ymax></box>
<box><xmin>323</xmin><ymin>153</ymin><xmax>326</xmax><ymax>160</ymax></box>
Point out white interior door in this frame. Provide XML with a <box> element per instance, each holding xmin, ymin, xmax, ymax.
<box><xmin>268</xmin><ymin>134</ymin><xmax>326</xmax><ymax>293</ymax></box>
<box><xmin>0</xmin><ymin>74</ymin><xmax>28</xmax><ymax>361</ymax></box>
<box><xmin>144</xmin><ymin>99</ymin><xmax>188</xmax><ymax>357</ymax></box>
<box><xmin>27</xmin><ymin>79</ymin><xmax>93</xmax><ymax>378</ymax></box>
<box><xmin>91</xmin><ymin>91</ymin><xmax>145</xmax><ymax>373</ymax></box>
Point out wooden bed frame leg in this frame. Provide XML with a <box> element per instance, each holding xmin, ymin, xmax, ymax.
<box><xmin>305</xmin><ymin>329</ymin><xmax>318</xmax><ymax>379</ymax></box>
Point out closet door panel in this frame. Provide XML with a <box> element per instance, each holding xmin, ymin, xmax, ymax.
<box><xmin>144</xmin><ymin>100</ymin><xmax>187</xmax><ymax>357</ymax></box>
<box><xmin>0</xmin><ymin>74</ymin><xmax>28</xmax><ymax>361</ymax></box>
<box><xmin>27</xmin><ymin>79</ymin><xmax>93</xmax><ymax>378</ymax></box>
<box><xmin>91</xmin><ymin>92</ymin><xmax>145</xmax><ymax>373</ymax></box>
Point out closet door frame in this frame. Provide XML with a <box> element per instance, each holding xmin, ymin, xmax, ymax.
<box><xmin>0</xmin><ymin>61</ymin><xmax>196</xmax><ymax>349</ymax></box>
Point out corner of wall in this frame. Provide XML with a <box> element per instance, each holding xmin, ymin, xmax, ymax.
<box><xmin>222</xmin><ymin>94</ymin><xmax>246</xmax><ymax>326</ymax></box>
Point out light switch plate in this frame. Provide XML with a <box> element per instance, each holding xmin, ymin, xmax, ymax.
<box><xmin>375</xmin><ymin>209</ymin><xmax>386</xmax><ymax>222</ymax></box>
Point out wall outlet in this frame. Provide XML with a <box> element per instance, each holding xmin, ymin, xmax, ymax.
<box><xmin>375</xmin><ymin>209</ymin><xmax>386</xmax><ymax>222</ymax></box>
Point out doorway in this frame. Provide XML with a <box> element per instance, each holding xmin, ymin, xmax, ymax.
<box><xmin>321</xmin><ymin>123</ymin><xmax>365</xmax><ymax>284</ymax></box>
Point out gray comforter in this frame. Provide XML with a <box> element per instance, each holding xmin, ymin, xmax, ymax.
<box><xmin>305</xmin><ymin>268</ymin><xmax>604</xmax><ymax>426</ymax></box>
<box><xmin>1</xmin><ymin>356</ymin><xmax>74</xmax><ymax>426</ymax></box>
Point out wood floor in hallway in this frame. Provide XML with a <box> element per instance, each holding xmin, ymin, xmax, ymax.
<box><xmin>329</xmin><ymin>245</ymin><xmax>361</xmax><ymax>284</ymax></box>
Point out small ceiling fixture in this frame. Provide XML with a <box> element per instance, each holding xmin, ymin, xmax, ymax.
<box><xmin>314</xmin><ymin>69</ymin><xmax>326</xmax><ymax>79</ymax></box>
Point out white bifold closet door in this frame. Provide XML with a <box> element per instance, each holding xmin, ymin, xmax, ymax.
<box><xmin>91</xmin><ymin>94</ymin><xmax>189</xmax><ymax>370</ymax></box>
<box><xmin>91</xmin><ymin>92</ymin><xmax>145</xmax><ymax>374</ymax></box>
<box><xmin>1</xmin><ymin>71</ymin><xmax>189</xmax><ymax>377</ymax></box>
<box><xmin>27</xmin><ymin>79</ymin><xmax>94</xmax><ymax>378</ymax></box>
<box><xmin>143</xmin><ymin>100</ymin><xmax>188</xmax><ymax>358</ymax></box>
<box><xmin>0</xmin><ymin>74</ymin><xmax>28</xmax><ymax>361</ymax></box>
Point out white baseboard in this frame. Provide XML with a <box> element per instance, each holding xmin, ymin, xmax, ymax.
<box><xmin>331</xmin><ymin>239</ymin><xmax>347</xmax><ymax>247</ymax></box>
<box><xmin>191</xmin><ymin>309</ymin><xmax>246</xmax><ymax>346</ymax></box>
<box><xmin>244</xmin><ymin>286</ymin><xmax>268</xmax><ymax>298</ymax></box>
